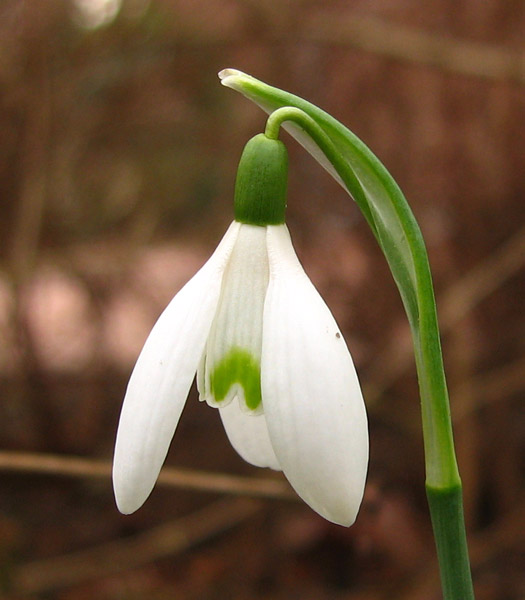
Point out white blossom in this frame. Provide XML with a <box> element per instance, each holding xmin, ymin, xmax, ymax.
<box><xmin>113</xmin><ymin>221</ymin><xmax>368</xmax><ymax>526</ymax></box>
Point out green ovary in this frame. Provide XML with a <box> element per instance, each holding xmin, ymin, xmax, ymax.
<box><xmin>209</xmin><ymin>347</ymin><xmax>262</xmax><ymax>411</ymax></box>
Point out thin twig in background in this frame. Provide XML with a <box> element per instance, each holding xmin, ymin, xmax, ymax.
<box><xmin>303</xmin><ymin>12</ymin><xmax>525</xmax><ymax>84</ymax></box>
<box><xmin>0</xmin><ymin>451</ymin><xmax>295</xmax><ymax>501</ymax></box>
<box><xmin>11</xmin><ymin>497</ymin><xmax>262</xmax><ymax>594</ymax></box>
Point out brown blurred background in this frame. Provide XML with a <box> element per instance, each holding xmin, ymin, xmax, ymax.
<box><xmin>0</xmin><ymin>1</ymin><xmax>524</xmax><ymax>598</ymax></box>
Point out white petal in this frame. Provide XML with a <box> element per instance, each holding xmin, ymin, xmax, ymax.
<box><xmin>198</xmin><ymin>224</ymin><xmax>268</xmax><ymax>413</ymax></box>
<box><xmin>113</xmin><ymin>222</ymin><xmax>240</xmax><ymax>514</ymax></box>
<box><xmin>219</xmin><ymin>399</ymin><xmax>281</xmax><ymax>470</ymax></box>
<box><xmin>261</xmin><ymin>225</ymin><xmax>368</xmax><ymax>526</ymax></box>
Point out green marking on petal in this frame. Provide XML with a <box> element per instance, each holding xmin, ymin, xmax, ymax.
<box><xmin>209</xmin><ymin>347</ymin><xmax>262</xmax><ymax>411</ymax></box>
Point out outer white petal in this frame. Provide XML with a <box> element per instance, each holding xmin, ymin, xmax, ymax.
<box><xmin>219</xmin><ymin>399</ymin><xmax>281</xmax><ymax>470</ymax></box>
<box><xmin>262</xmin><ymin>225</ymin><xmax>368</xmax><ymax>526</ymax></box>
<box><xmin>113</xmin><ymin>222</ymin><xmax>240</xmax><ymax>514</ymax></box>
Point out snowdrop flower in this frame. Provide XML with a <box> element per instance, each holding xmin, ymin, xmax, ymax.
<box><xmin>113</xmin><ymin>133</ymin><xmax>368</xmax><ymax>526</ymax></box>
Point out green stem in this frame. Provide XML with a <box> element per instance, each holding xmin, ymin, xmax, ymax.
<box><xmin>219</xmin><ymin>71</ymin><xmax>474</xmax><ymax>599</ymax></box>
<box><xmin>427</xmin><ymin>485</ymin><xmax>474</xmax><ymax>599</ymax></box>
<box><xmin>268</xmin><ymin>107</ymin><xmax>473</xmax><ymax>599</ymax></box>
<box><xmin>265</xmin><ymin>108</ymin><xmax>378</xmax><ymax>236</ymax></box>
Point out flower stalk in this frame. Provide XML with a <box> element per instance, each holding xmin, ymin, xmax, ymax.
<box><xmin>219</xmin><ymin>69</ymin><xmax>474</xmax><ymax>600</ymax></box>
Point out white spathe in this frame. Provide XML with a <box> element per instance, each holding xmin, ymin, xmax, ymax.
<box><xmin>113</xmin><ymin>222</ymin><xmax>368</xmax><ymax>526</ymax></box>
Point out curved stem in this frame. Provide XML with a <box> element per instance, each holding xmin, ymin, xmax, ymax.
<box><xmin>268</xmin><ymin>107</ymin><xmax>472</xmax><ymax>599</ymax></box>
<box><xmin>264</xmin><ymin>105</ymin><xmax>460</xmax><ymax>487</ymax></box>
<box><xmin>265</xmin><ymin>107</ymin><xmax>378</xmax><ymax>236</ymax></box>
<box><xmin>219</xmin><ymin>70</ymin><xmax>475</xmax><ymax>599</ymax></box>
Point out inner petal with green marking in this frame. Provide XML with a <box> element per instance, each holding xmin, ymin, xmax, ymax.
<box><xmin>209</xmin><ymin>347</ymin><xmax>262</xmax><ymax>411</ymax></box>
<box><xmin>197</xmin><ymin>223</ymin><xmax>269</xmax><ymax>412</ymax></box>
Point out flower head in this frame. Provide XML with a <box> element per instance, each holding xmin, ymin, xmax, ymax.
<box><xmin>113</xmin><ymin>133</ymin><xmax>368</xmax><ymax>526</ymax></box>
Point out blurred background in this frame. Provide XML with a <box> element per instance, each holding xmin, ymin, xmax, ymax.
<box><xmin>0</xmin><ymin>1</ymin><xmax>524</xmax><ymax>598</ymax></box>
